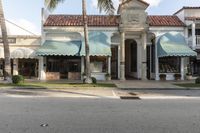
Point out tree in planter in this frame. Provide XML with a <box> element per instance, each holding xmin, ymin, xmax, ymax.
<box><xmin>0</xmin><ymin>0</ymin><xmax>11</xmax><ymax>82</ymax></box>
<box><xmin>45</xmin><ymin>0</ymin><xmax>115</xmax><ymax>83</ymax></box>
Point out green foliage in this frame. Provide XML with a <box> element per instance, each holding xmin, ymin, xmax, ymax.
<box><xmin>174</xmin><ymin>73</ymin><xmax>181</xmax><ymax>78</ymax></box>
<box><xmin>105</xmin><ymin>73</ymin><xmax>111</xmax><ymax>77</ymax></box>
<box><xmin>159</xmin><ymin>74</ymin><xmax>166</xmax><ymax>80</ymax></box>
<box><xmin>195</xmin><ymin>77</ymin><xmax>200</xmax><ymax>84</ymax></box>
<box><xmin>12</xmin><ymin>75</ymin><xmax>24</xmax><ymax>84</ymax></box>
<box><xmin>91</xmin><ymin>77</ymin><xmax>97</xmax><ymax>84</ymax></box>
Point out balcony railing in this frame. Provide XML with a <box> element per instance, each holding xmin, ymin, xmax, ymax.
<box><xmin>188</xmin><ymin>35</ymin><xmax>200</xmax><ymax>49</ymax></box>
<box><xmin>196</xmin><ymin>35</ymin><xmax>200</xmax><ymax>45</ymax></box>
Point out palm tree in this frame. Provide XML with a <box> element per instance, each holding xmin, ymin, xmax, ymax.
<box><xmin>0</xmin><ymin>0</ymin><xmax>11</xmax><ymax>82</ymax></box>
<box><xmin>45</xmin><ymin>0</ymin><xmax>115</xmax><ymax>83</ymax></box>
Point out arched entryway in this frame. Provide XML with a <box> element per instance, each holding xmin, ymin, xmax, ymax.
<box><xmin>125</xmin><ymin>39</ymin><xmax>138</xmax><ymax>79</ymax></box>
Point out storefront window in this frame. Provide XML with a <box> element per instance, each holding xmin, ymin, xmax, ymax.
<box><xmin>90</xmin><ymin>56</ymin><xmax>107</xmax><ymax>73</ymax></box>
<box><xmin>159</xmin><ymin>57</ymin><xmax>180</xmax><ymax>73</ymax></box>
<box><xmin>18</xmin><ymin>59</ymin><xmax>38</xmax><ymax>77</ymax></box>
<box><xmin>47</xmin><ymin>56</ymin><xmax>81</xmax><ymax>73</ymax></box>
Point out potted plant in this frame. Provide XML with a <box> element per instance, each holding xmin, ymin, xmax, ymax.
<box><xmin>105</xmin><ymin>73</ymin><xmax>111</xmax><ymax>81</ymax></box>
<box><xmin>186</xmin><ymin>72</ymin><xmax>192</xmax><ymax>80</ymax></box>
<box><xmin>82</xmin><ymin>72</ymin><xmax>86</xmax><ymax>79</ymax></box>
<box><xmin>174</xmin><ymin>73</ymin><xmax>181</xmax><ymax>80</ymax></box>
<box><xmin>159</xmin><ymin>74</ymin><xmax>166</xmax><ymax>81</ymax></box>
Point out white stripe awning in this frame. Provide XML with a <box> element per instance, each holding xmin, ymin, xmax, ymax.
<box><xmin>11</xmin><ymin>47</ymin><xmax>36</xmax><ymax>59</ymax></box>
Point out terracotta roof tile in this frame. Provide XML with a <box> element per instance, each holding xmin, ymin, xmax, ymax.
<box><xmin>148</xmin><ymin>15</ymin><xmax>185</xmax><ymax>27</ymax></box>
<box><xmin>44</xmin><ymin>15</ymin><xmax>119</xmax><ymax>27</ymax></box>
<box><xmin>44</xmin><ymin>15</ymin><xmax>184</xmax><ymax>27</ymax></box>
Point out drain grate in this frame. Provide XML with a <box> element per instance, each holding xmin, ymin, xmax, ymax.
<box><xmin>120</xmin><ymin>92</ymin><xmax>140</xmax><ymax>100</ymax></box>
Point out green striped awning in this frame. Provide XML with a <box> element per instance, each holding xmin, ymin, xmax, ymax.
<box><xmin>82</xmin><ymin>31</ymin><xmax>111</xmax><ymax>56</ymax></box>
<box><xmin>36</xmin><ymin>40</ymin><xmax>84</xmax><ymax>56</ymax></box>
<box><xmin>157</xmin><ymin>32</ymin><xmax>197</xmax><ymax>57</ymax></box>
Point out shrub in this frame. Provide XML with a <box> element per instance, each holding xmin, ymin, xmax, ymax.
<box><xmin>12</xmin><ymin>75</ymin><xmax>24</xmax><ymax>84</ymax></box>
<box><xmin>159</xmin><ymin>74</ymin><xmax>166</xmax><ymax>80</ymax></box>
<box><xmin>105</xmin><ymin>73</ymin><xmax>111</xmax><ymax>81</ymax></box>
<box><xmin>195</xmin><ymin>77</ymin><xmax>200</xmax><ymax>84</ymax></box>
<box><xmin>91</xmin><ymin>77</ymin><xmax>97</xmax><ymax>84</ymax></box>
<box><xmin>174</xmin><ymin>73</ymin><xmax>181</xmax><ymax>80</ymax></box>
<box><xmin>174</xmin><ymin>73</ymin><xmax>181</xmax><ymax>78</ymax></box>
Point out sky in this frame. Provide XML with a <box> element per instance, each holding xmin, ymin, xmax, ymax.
<box><xmin>2</xmin><ymin>0</ymin><xmax>200</xmax><ymax>35</ymax></box>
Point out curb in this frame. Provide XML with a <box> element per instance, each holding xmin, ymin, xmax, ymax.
<box><xmin>117</xmin><ymin>88</ymin><xmax>200</xmax><ymax>90</ymax></box>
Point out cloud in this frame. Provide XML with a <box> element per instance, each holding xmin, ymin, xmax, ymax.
<box><xmin>91</xmin><ymin>0</ymin><xmax>162</xmax><ymax>11</ymax></box>
<box><xmin>144</xmin><ymin>0</ymin><xmax>162</xmax><ymax>7</ymax></box>
<box><xmin>4</xmin><ymin>19</ymin><xmax>40</xmax><ymax>35</ymax></box>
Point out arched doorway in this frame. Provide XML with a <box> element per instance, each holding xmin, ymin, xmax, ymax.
<box><xmin>125</xmin><ymin>39</ymin><xmax>137</xmax><ymax>79</ymax></box>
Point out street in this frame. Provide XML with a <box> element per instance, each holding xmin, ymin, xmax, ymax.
<box><xmin>0</xmin><ymin>96</ymin><xmax>200</xmax><ymax>133</ymax></box>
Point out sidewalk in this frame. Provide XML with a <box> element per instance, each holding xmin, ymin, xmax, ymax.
<box><xmin>112</xmin><ymin>80</ymin><xmax>198</xmax><ymax>90</ymax></box>
<box><xmin>0</xmin><ymin>87</ymin><xmax>118</xmax><ymax>98</ymax></box>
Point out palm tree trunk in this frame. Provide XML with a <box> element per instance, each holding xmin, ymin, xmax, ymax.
<box><xmin>82</xmin><ymin>0</ymin><xmax>92</xmax><ymax>83</ymax></box>
<box><xmin>0</xmin><ymin>0</ymin><xmax>11</xmax><ymax>82</ymax></box>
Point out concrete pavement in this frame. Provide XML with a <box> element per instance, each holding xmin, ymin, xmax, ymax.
<box><xmin>113</xmin><ymin>80</ymin><xmax>186</xmax><ymax>89</ymax></box>
<box><xmin>0</xmin><ymin>97</ymin><xmax>200</xmax><ymax>133</ymax></box>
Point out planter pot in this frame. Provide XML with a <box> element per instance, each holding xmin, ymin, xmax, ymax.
<box><xmin>160</xmin><ymin>77</ymin><xmax>166</xmax><ymax>81</ymax></box>
<box><xmin>175</xmin><ymin>77</ymin><xmax>181</xmax><ymax>80</ymax></box>
<box><xmin>186</xmin><ymin>75</ymin><xmax>192</xmax><ymax>80</ymax></box>
<box><xmin>105</xmin><ymin>76</ymin><xmax>111</xmax><ymax>81</ymax></box>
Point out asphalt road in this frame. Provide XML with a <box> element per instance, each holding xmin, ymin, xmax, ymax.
<box><xmin>0</xmin><ymin>97</ymin><xmax>200</xmax><ymax>133</ymax></box>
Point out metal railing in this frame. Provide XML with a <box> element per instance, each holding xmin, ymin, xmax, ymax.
<box><xmin>196</xmin><ymin>35</ymin><xmax>200</xmax><ymax>45</ymax></box>
<box><xmin>188</xmin><ymin>35</ymin><xmax>200</xmax><ymax>49</ymax></box>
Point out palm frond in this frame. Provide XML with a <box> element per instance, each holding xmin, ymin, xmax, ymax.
<box><xmin>97</xmin><ymin>0</ymin><xmax>115</xmax><ymax>15</ymax></box>
<box><xmin>45</xmin><ymin>0</ymin><xmax>65</xmax><ymax>10</ymax></box>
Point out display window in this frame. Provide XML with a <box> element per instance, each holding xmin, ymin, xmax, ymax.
<box><xmin>90</xmin><ymin>56</ymin><xmax>107</xmax><ymax>73</ymax></box>
<box><xmin>47</xmin><ymin>56</ymin><xmax>81</xmax><ymax>73</ymax></box>
<box><xmin>159</xmin><ymin>57</ymin><xmax>180</xmax><ymax>73</ymax></box>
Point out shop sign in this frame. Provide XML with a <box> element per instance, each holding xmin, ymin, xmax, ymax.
<box><xmin>0</xmin><ymin>38</ymin><xmax>16</xmax><ymax>43</ymax></box>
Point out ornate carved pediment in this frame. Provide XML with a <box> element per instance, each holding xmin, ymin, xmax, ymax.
<box><xmin>119</xmin><ymin>0</ymin><xmax>149</xmax><ymax>31</ymax></box>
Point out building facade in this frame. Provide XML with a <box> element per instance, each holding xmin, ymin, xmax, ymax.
<box><xmin>4</xmin><ymin>0</ymin><xmax>200</xmax><ymax>81</ymax></box>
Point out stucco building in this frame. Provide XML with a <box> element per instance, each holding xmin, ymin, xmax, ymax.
<box><xmin>3</xmin><ymin>0</ymin><xmax>200</xmax><ymax>81</ymax></box>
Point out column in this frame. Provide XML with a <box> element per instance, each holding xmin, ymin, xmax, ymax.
<box><xmin>155</xmin><ymin>37</ymin><xmax>159</xmax><ymax>80</ymax></box>
<box><xmin>108</xmin><ymin>56</ymin><xmax>111</xmax><ymax>74</ymax></box>
<box><xmin>141</xmin><ymin>33</ymin><xmax>147</xmax><ymax>80</ymax></box>
<box><xmin>120</xmin><ymin>32</ymin><xmax>125</xmax><ymax>80</ymax></box>
<box><xmin>81</xmin><ymin>56</ymin><xmax>85</xmax><ymax>80</ymax></box>
<box><xmin>118</xmin><ymin>46</ymin><xmax>120</xmax><ymax>79</ymax></box>
<box><xmin>13</xmin><ymin>59</ymin><xmax>18</xmax><ymax>75</ymax></box>
<box><xmin>181</xmin><ymin>57</ymin><xmax>184</xmax><ymax>80</ymax></box>
<box><xmin>192</xmin><ymin>23</ymin><xmax>196</xmax><ymax>49</ymax></box>
<box><xmin>137</xmin><ymin>43</ymin><xmax>142</xmax><ymax>79</ymax></box>
<box><xmin>38</xmin><ymin>57</ymin><xmax>46</xmax><ymax>80</ymax></box>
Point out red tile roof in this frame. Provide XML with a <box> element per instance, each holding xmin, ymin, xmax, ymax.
<box><xmin>44</xmin><ymin>15</ymin><xmax>184</xmax><ymax>27</ymax></box>
<box><xmin>185</xmin><ymin>17</ymin><xmax>200</xmax><ymax>21</ymax></box>
<box><xmin>174</xmin><ymin>6</ymin><xmax>200</xmax><ymax>15</ymax></box>
<box><xmin>44</xmin><ymin>15</ymin><xmax>119</xmax><ymax>27</ymax></box>
<box><xmin>148</xmin><ymin>15</ymin><xmax>185</xmax><ymax>27</ymax></box>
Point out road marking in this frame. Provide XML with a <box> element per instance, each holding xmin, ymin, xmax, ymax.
<box><xmin>112</xmin><ymin>90</ymin><xmax>118</xmax><ymax>98</ymax></box>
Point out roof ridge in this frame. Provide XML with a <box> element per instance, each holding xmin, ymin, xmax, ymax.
<box><xmin>148</xmin><ymin>15</ymin><xmax>177</xmax><ymax>17</ymax></box>
<box><xmin>48</xmin><ymin>14</ymin><xmax>119</xmax><ymax>16</ymax></box>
